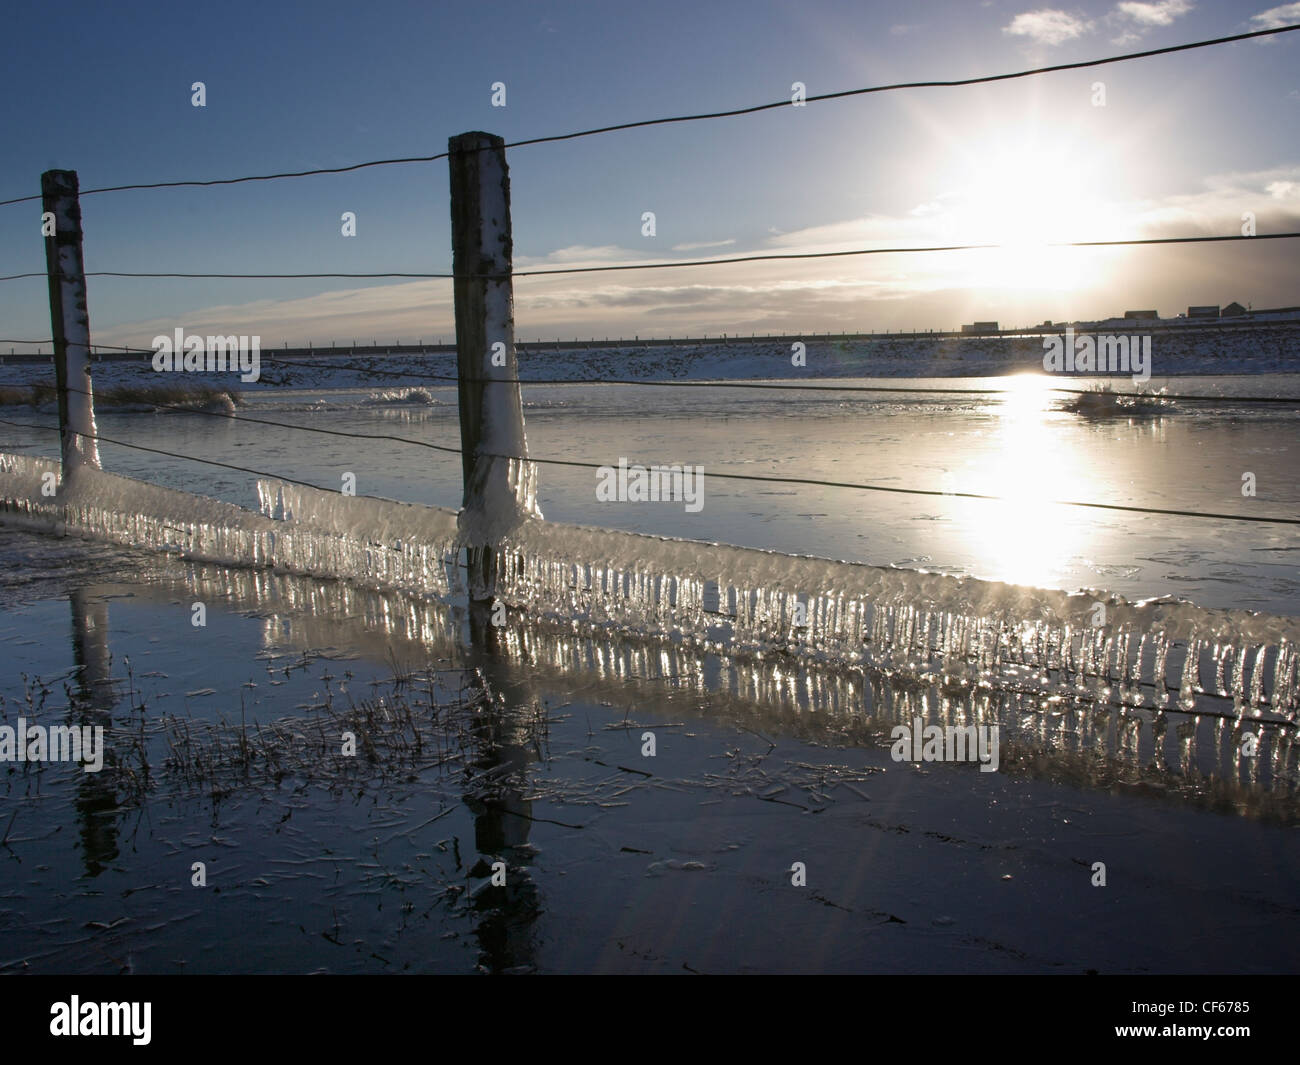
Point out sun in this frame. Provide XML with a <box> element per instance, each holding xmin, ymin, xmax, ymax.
<box><xmin>936</xmin><ymin>138</ymin><xmax>1125</xmax><ymax>293</ymax></box>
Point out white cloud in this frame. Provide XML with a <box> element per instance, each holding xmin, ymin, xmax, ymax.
<box><xmin>1120</xmin><ymin>166</ymin><xmax>1300</xmax><ymax>236</ymax></box>
<box><xmin>1113</xmin><ymin>0</ymin><xmax>1193</xmax><ymax>27</ymax></box>
<box><xmin>1250</xmin><ymin>2</ymin><xmax>1300</xmax><ymax>29</ymax></box>
<box><xmin>1003</xmin><ymin>9</ymin><xmax>1093</xmax><ymax>45</ymax></box>
<box><xmin>1105</xmin><ymin>0</ymin><xmax>1192</xmax><ymax>44</ymax></box>
<box><xmin>514</xmin><ymin>244</ymin><xmax>632</xmax><ymax>267</ymax></box>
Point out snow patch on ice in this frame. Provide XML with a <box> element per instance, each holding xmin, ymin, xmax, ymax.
<box><xmin>362</xmin><ymin>387</ymin><xmax>443</xmax><ymax>406</ymax></box>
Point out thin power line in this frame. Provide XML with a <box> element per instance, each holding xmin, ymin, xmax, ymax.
<box><xmin>4</xmin><ymin>399</ymin><xmax>1295</xmax><ymax>525</ymax></box>
<box><xmin>0</xmin><ymin>153</ymin><xmax>449</xmax><ymax>208</ymax></box>
<box><xmin>2</xmin><ymin>231</ymin><xmax>1297</xmax><ymax>286</ymax></box>
<box><xmin>57</xmin><ymin>384</ymin><xmax>463</xmax><ymax>455</ymax></box>
<box><xmin>473</xmin><ymin>450</ymin><xmax>1300</xmax><ymax>526</ymax></box>
<box><xmin>509</xmin><ymin>233</ymin><xmax>1300</xmax><ymax>277</ymax></box>
<box><xmin>9</xmin><ymin>351</ymin><xmax>1300</xmax><ymax>404</ymax></box>
<box><xmin>0</xmin><ymin>416</ymin><xmax>340</xmax><ymax>495</ymax></box>
<box><xmin>1</xmin><ymin>23</ymin><xmax>1295</xmax><ymax>208</ymax></box>
<box><xmin>503</xmin><ymin>24</ymin><xmax>1300</xmax><ymax>151</ymax></box>
<box><xmin>266</xmin><ymin>357</ymin><xmax>1300</xmax><ymax>404</ymax></box>
<box><xmin>0</xmin><ymin>270</ymin><xmax>449</xmax><ymax>282</ymax></box>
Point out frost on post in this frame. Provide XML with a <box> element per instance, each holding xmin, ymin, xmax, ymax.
<box><xmin>449</xmin><ymin>132</ymin><xmax>542</xmax><ymax>599</ymax></box>
<box><xmin>41</xmin><ymin>170</ymin><xmax>100</xmax><ymax>475</ymax></box>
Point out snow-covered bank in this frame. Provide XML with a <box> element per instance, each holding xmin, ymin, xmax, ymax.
<box><xmin>1</xmin><ymin>323</ymin><xmax>1298</xmax><ymax>392</ymax></box>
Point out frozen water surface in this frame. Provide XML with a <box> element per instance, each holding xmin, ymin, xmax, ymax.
<box><xmin>0</xmin><ymin>369</ymin><xmax>1298</xmax><ymax>972</ymax></box>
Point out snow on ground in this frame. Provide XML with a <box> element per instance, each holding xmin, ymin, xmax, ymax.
<box><xmin>1</xmin><ymin>322</ymin><xmax>1299</xmax><ymax>394</ymax></box>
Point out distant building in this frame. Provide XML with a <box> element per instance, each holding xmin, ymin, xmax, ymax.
<box><xmin>961</xmin><ymin>321</ymin><xmax>999</xmax><ymax>334</ymax></box>
<box><xmin>1187</xmin><ymin>305</ymin><xmax>1220</xmax><ymax>318</ymax></box>
<box><xmin>1221</xmin><ymin>301</ymin><xmax>1248</xmax><ymax>317</ymax></box>
<box><xmin>1123</xmin><ymin>310</ymin><xmax>1158</xmax><ymax>320</ymax></box>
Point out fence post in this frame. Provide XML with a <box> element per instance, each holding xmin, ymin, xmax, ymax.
<box><xmin>41</xmin><ymin>170</ymin><xmax>100</xmax><ymax>478</ymax></box>
<box><xmin>448</xmin><ymin>131</ymin><xmax>540</xmax><ymax>602</ymax></box>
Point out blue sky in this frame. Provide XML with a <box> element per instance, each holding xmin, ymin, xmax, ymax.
<box><xmin>1</xmin><ymin>0</ymin><xmax>1297</xmax><ymax>349</ymax></box>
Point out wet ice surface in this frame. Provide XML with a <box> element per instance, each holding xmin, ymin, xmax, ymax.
<box><xmin>0</xmin><ymin>529</ymin><xmax>1298</xmax><ymax>974</ymax></box>
<box><xmin>2</xmin><ymin>375</ymin><xmax>1299</xmax><ymax>972</ymax></box>
<box><xmin>4</xmin><ymin>375</ymin><xmax>1297</xmax><ymax>611</ymax></box>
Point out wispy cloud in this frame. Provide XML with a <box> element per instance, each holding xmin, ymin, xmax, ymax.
<box><xmin>1114</xmin><ymin>0</ymin><xmax>1193</xmax><ymax>26</ymax></box>
<box><xmin>1107</xmin><ymin>0</ymin><xmax>1193</xmax><ymax>44</ymax></box>
<box><xmin>514</xmin><ymin>244</ymin><xmax>632</xmax><ymax>267</ymax></box>
<box><xmin>1003</xmin><ymin>9</ymin><xmax>1093</xmax><ymax>46</ymax></box>
<box><xmin>89</xmin><ymin>169</ymin><xmax>1300</xmax><ymax>344</ymax></box>
<box><xmin>1250</xmin><ymin>3</ymin><xmax>1300</xmax><ymax>29</ymax></box>
<box><xmin>671</xmin><ymin>238</ymin><xmax>737</xmax><ymax>252</ymax></box>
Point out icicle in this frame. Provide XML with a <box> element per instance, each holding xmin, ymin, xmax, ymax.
<box><xmin>6</xmin><ymin>450</ymin><xmax>1300</xmax><ymax>718</ymax></box>
<box><xmin>1179</xmin><ymin>638</ymin><xmax>1203</xmax><ymax>711</ymax></box>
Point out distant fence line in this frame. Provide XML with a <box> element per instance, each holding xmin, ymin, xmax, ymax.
<box><xmin>5</xmin><ymin>316</ymin><xmax>1300</xmax><ymax>362</ymax></box>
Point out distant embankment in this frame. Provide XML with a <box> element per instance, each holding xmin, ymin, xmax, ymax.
<box><xmin>2</xmin><ymin>316</ymin><xmax>1298</xmax><ymax>365</ymax></box>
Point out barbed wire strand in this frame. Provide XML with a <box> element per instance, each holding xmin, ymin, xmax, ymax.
<box><xmin>291</xmin><ymin>360</ymin><xmax>1300</xmax><ymax>404</ymax></box>
<box><xmin>207</xmin><ymin>355</ymin><xmax>1300</xmax><ymax>404</ymax></box>
<box><xmin>1</xmin><ymin>23</ymin><xmax>1296</xmax><ymax>208</ymax></box>
<box><xmin>4</xmin><ymin>402</ymin><xmax>1296</xmax><ymax>525</ymax></box>
<box><xmin>502</xmin><ymin>24</ymin><xmax>1300</xmax><ymax>151</ymax></box>
<box><xmin>8</xmin><ymin>350</ymin><xmax>1299</xmax><ymax>403</ymax></box>
<box><xmin>4</xmin><ymin>231</ymin><xmax>1299</xmax><ymax>287</ymax></box>
<box><xmin>0</xmin><ymin>416</ymin><xmax>347</xmax><ymax>495</ymax></box>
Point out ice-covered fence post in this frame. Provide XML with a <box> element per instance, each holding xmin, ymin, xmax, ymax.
<box><xmin>448</xmin><ymin>132</ymin><xmax>540</xmax><ymax>602</ymax></box>
<box><xmin>41</xmin><ymin>170</ymin><xmax>100</xmax><ymax>478</ymax></box>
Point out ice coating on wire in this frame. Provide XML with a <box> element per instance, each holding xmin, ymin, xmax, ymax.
<box><xmin>1</xmin><ymin>452</ymin><xmax>1296</xmax><ymax>718</ymax></box>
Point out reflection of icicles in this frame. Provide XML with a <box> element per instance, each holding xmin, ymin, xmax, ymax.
<box><xmin>1274</xmin><ymin>645</ymin><xmax>1297</xmax><ymax>715</ymax></box>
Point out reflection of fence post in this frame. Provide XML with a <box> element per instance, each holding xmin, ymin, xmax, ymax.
<box><xmin>42</xmin><ymin>170</ymin><xmax>100</xmax><ymax>479</ymax></box>
<box><xmin>448</xmin><ymin>132</ymin><xmax>539</xmax><ymax>602</ymax></box>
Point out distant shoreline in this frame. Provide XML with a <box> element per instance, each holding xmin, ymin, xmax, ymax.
<box><xmin>3</xmin><ymin>315</ymin><xmax>1299</xmax><ymax>364</ymax></box>
<box><xmin>2</xmin><ymin>323</ymin><xmax>1298</xmax><ymax>388</ymax></box>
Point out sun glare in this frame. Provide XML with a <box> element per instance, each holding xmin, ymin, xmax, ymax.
<box><xmin>938</xmin><ymin>138</ymin><xmax>1125</xmax><ymax>293</ymax></box>
<box><xmin>944</xmin><ymin>371</ymin><xmax>1097</xmax><ymax>588</ymax></box>
<box><xmin>1000</xmin><ymin>371</ymin><xmax>1052</xmax><ymax>423</ymax></box>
